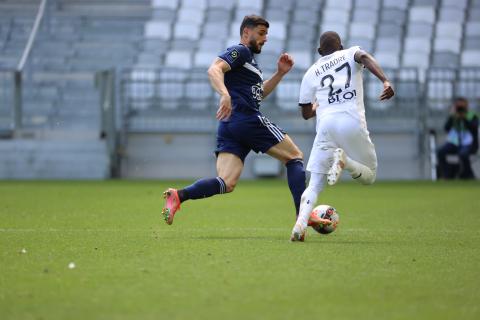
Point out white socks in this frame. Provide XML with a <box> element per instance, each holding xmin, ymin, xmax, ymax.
<box><xmin>344</xmin><ymin>156</ymin><xmax>376</xmax><ymax>185</ymax></box>
<box><xmin>297</xmin><ymin>173</ymin><xmax>326</xmax><ymax>228</ymax></box>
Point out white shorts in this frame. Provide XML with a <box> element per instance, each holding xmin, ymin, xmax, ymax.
<box><xmin>306</xmin><ymin>112</ymin><xmax>377</xmax><ymax>174</ymax></box>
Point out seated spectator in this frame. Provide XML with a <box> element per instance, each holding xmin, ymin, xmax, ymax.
<box><xmin>437</xmin><ymin>97</ymin><xmax>479</xmax><ymax>179</ymax></box>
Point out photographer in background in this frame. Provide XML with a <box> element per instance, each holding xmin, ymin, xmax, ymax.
<box><xmin>437</xmin><ymin>97</ymin><xmax>479</xmax><ymax>179</ymax></box>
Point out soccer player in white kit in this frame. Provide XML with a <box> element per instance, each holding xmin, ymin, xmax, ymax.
<box><xmin>291</xmin><ymin>31</ymin><xmax>395</xmax><ymax>241</ymax></box>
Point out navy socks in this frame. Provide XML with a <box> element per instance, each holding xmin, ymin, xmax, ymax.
<box><xmin>179</xmin><ymin>177</ymin><xmax>226</xmax><ymax>202</ymax></box>
<box><xmin>286</xmin><ymin>159</ymin><xmax>306</xmax><ymax>217</ymax></box>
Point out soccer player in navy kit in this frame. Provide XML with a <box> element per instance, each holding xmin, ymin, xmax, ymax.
<box><xmin>162</xmin><ymin>15</ymin><xmax>306</xmax><ymax>228</ymax></box>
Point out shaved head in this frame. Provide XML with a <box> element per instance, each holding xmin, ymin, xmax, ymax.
<box><xmin>318</xmin><ymin>31</ymin><xmax>343</xmax><ymax>56</ymax></box>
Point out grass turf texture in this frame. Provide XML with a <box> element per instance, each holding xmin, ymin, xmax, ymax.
<box><xmin>1</xmin><ymin>180</ymin><xmax>479</xmax><ymax>320</ymax></box>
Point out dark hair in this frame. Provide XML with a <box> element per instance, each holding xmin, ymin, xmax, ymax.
<box><xmin>454</xmin><ymin>97</ymin><xmax>468</xmax><ymax>105</ymax></box>
<box><xmin>318</xmin><ymin>31</ymin><xmax>343</xmax><ymax>55</ymax></box>
<box><xmin>454</xmin><ymin>97</ymin><xmax>469</xmax><ymax>112</ymax></box>
<box><xmin>239</xmin><ymin>15</ymin><xmax>269</xmax><ymax>36</ymax></box>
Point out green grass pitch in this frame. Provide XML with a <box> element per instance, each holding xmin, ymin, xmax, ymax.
<box><xmin>1</xmin><ymin>180</ymin><xmax>479</xmax><ymax>320</ymax></box>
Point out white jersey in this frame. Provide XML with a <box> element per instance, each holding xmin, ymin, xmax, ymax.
<box><xmin>299</xmin><ymin>46</ymin><xmax>366</xmax><ymax>128</ymax></box>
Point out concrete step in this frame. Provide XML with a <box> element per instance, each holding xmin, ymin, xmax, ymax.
<box><xmin>0</xmin><ymin>138</ymin><xmax>110</xmax><ymax>179</ymax></box>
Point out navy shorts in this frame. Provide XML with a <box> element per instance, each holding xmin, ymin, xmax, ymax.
<box><xmin>215</xmin><ymin>114</ymin><xmax>286</xmax><ymax>162</ymax></box>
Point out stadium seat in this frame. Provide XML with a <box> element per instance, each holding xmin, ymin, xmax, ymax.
<box><xmin>376</xmin><ymin>38</ymin><xmax>402</xmax><ymax>52</ymax></box>
<box><xmin>151</xmin><ymin>0</ymin><xmax>179</xmax><ymax>10</ymax></box>
<box><xmin>267</xmin><ymin>0</ymin><xmax>295</xmax><ymax>11</ymax></box>
<box><xmin>465</xmin><ymin>22</ymin><xmax>480</xmax><ymax>37</ymax></box>
<box><xmin>441</xmin><ymin>0</ymin><xmax>468</xmax><ymax>9</ymax></box>
<box><xmin>352</xmin><ymin>9</ymin><xmax>379</xmax><ymax>23</ymax></box>
<box><xmin>205</xmin><ymin>8</ymin><xmax>232</xmax><ymax>22</ymax></box>
<box><xmin>409</xmin><ymin>6</ymin><xmax>436</xmax><ymax>24</ymax></box>
<box><xmin>380</xmin><ymin>8</ymin><xmax>407</xmax><ymax>25</ymax></box>
<box><xmin>374</xmin><ymin>51</ymin><xmax>400</xmax><ymax>68</ymax></box>
<box><xmin>322</xmin><ymin>9</ymin><xmax>350</xmax><ymax>24</ymax></box>
<box><xmin>289</xmin><ymin>24</ymin><xmax>316</xmax><ymax>42</ymax></box>
<box><xmin>467</xmin><ymin>9</ymin><xmax>480</xmax><ymax>21</ymax></box>
<box><xmin>404</xmin><ymin>37</ymin><xmax>431</xmax><ymax>53</ymax></box>
<box><xmin>325</xmin><ymin>0</ymin><xmax>352</xmax><ymax>10</ymax></box>
<box><xmin>464</xmin><ymin>37</ymin><xmax>480</xmax><ymax>50</ymax></box>
<box><xmin>198</xmin><ymin>38</ymin><xmax>224</xmax><ymax>52</ymax></box>
<box><xmin>173</xmin><ymin>22</ymin><xmax>201</xmax><ymax>40</ymax></box>
<box><xmin>435</xmin><ymin>22</ymin><xmax>463</xmax><ymax>39</ymax></box>
<box><xmin>136</xmin><ymin>52</ymin><xmax>162</xmax><ymax>66</ymax></box>
<box><xmin>377</xmin><ymin>23</ymin><xmax>403</xmax><ymax>38</ymax></box>
<box><xmin>267</xmin><ymin>21</ymin><xmax>287</xmax><ymax>40</ymax></box>
<box><xmin>355</xmin><ymin>0</ymin><xmax>380</xmax><ymax>10</ymax></box>
<box><xmin>431</xmin><ymin>52</ymin><xmax>459</xmax><ymax>68</ymax></box>
<box><xmin>292</xmin><ymin>9</ymin><xmax>319</xmax><ymax>24</ymax></box>
<box><xmin>152</xmin><ymin>8</ymin><xmax>176</xmax><ymax>22</ymax></box>
<box><xmin>461</xmin><ymin>50</ymin><xmax>480</xmax><ymax>66</ymax></box>
<box><xmin>261</xmin><ymin>38</ymin><xmax>284</xmax><ymax>54</ymax></box>
<box><xmin>181</xmin><ymin>0</ymin><xmax>207</xmax><ymax>10</ymax></box>
<box><xmin>348</xmin><ymin>38</ymin><xmax>374</xmax><ymax>52</ymax></box>
<box><xmin>295</xmin><ymin>0</ymin><xmax>322</xmax><ymax>8</ymax></box>
<box><xmin>286</xmin><ymin>38</ymin><xmax>314</xmax><ymax>53</ymax></box>
<box><xmin>349</xmin><ymin>23</ymin><xmax>375</xmax><ymax>40</ymax></box>
<box><xmin>202</xmin><ymin>22</ymin><xmax>229</xmax><ymax>39</ymax></box>
<box><xmin>144</xmin><ymin>21</ymin><xmax>171</xmax><ymax>40</ymax></box>
<box><xmin>265</xmin><ymin>8</ymin><xmax>290</xmax><ymax>21</ymax></box>
<box><xmin>457</xmin><ymin>69</ymin><xmax>480</xmax><ymax>99</ymax></box>
<box><xmin>320</xmin><ymin>23</ymin><xmax>347</xmax><ymax>41</ymax></box>
<box><xmin>438</xmin><ymin>7</ymin><xmax>465</xmax><ymax>22</ymax></box>
<box><xmin>434</xmin><ymin>38</ymin><xmax>461</xmax><ymax>54</ymax></box>
<box><xmin>178</xmin><ymin>8</ymin><xmax>205</xmax><ymax>24</ymax></box>
<box><xmin>402</xmin><ymin>52</ymin><xmax>430</xmax><ymax>69</ymax></box>
<box><xmin>275</xmin><ymin>80</ymin><xmax>301</xmax><ymax>111</ymax></box>
<box><xmin>225</xmin><ymin>36</ymin><xmax>240</xmax><ymax>48</ymax></box>
<box><xmin>236</xmin><ymin>0</ymin><xmax>263</xmax><ymax>11</ymax></box>
<box><xmin>406</xmin><ymin>22</ymin><xmax>433</xmax><ymax>38</ymax></box>
<box><xmin>208</xmin><ymin>0</ymin><xmax>235</xmax><ymax>10</ymax></box>
<box><xmin>165</xmin><ymin>51</ymin><xmax>192</xmax><ymax>69</ymax></box>
<box><xmin>170</xmin><ymin>39</ymin><xmax>198</xmax><ymax>50</ymax></box>
<box><xmin>193</xmin><ymin>51</ymin><xmax>217</xmax><ymax>68</ymax></box>
<box><xmin>383</xmin><ymin>0</ymin><xmax>409</xmax><ymax>10</ymax></box>
<box><xmin>288</xmin><ymin>51</ymin><xmax>312</xmax><ymax>70</ymax></box>
<box><xmin>412</xmin><ymin>0</ymin><xmax>438</xmax><ymax>5</ymax></box>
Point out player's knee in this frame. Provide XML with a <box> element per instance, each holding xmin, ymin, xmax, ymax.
<box><xmin>225</xmin><ymin>181</ymin><xmax>236</xmax><ymax>193</ymax></box>
<box><xmin>285</xmin><ymin>151</ymin><xmax>304</xmax><ymax>163</ymax></box>
<box><xmin>294</xmin><ymin>150</ymin><xmax>304</xmax><ymax>160</ymax></box>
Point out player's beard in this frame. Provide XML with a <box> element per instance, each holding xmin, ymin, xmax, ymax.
<box><xmin>248</xmin><ymin>38</ymin><xmax>263</xmax><ymax>54</ymax></box>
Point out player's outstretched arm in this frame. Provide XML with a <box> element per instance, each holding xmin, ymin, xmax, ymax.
<box><xmin>263</xmin><ymin>53</ymin><xmax>294</xmax><ymax>98</ymax></box>
<box><xmin>208</xmin><ymin>58</ymin><xmax>232</xmax><ymax>120</ymax></box>
<box><xmin>354</xmin><ymin>50</ymin><xmax>394</xmax><ymax>101</ymax></box>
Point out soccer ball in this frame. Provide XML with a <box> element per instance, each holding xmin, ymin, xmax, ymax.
<box><xmin>309</xmin><ymin>205</ymin><xmax>339</xmax><ymax>234</ymax></box>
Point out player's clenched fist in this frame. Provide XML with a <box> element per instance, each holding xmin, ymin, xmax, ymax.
<box><xmin>277</xmin><ymin>53</ymin><xmax>294</xmax><ymax>75</ymax></box>
<box><xmin>380</xmin><ymin>80</ymin><xmax>395</xmax><ymax>100</ymax></box>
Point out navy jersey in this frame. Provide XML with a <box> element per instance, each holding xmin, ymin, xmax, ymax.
<box><xmin>218</xmin><ymin>44</ymin><xmax>263</xmax><ymax>120</ymax></box>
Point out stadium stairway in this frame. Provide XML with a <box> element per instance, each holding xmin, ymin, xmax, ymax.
<box><xmin>0</xmin><ymin>0</ymin><xmax>151</xmax><ymax>179</ymax></box>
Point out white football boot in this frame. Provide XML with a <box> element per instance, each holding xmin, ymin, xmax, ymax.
<box><xmin>290</xmin><ymin>222</ymin><xmax>306</xmax><ymax>242</ymax></box>
<box><xmin>327</xmin><ymin>148</ymin><xmax>346</xmax><ymax>186</ymax></box>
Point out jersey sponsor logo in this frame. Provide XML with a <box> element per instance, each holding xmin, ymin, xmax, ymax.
<box><xmin>251</xmin><ymin>82</ymin><xmax>264</xmax><ymax>102</ymax></box>
<box><xmin>320</xmin><ymin>61</ymin><xmax>357</xmax><ymax>104</ymax></box>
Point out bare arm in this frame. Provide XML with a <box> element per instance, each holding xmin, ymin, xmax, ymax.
<box><xmin>208</xmin><ymin>58</ymin><xmax>232</xmax><ymax>120</ymax></box>
<box><xmin>354</xmin><ymin>50</ymin><xmax>394</xmax><ymax>100</ymax></box>
<box><xmin>263</xmin><ymin>53</ymin><xmax>294</xmax><ymax>98</ymax></box>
